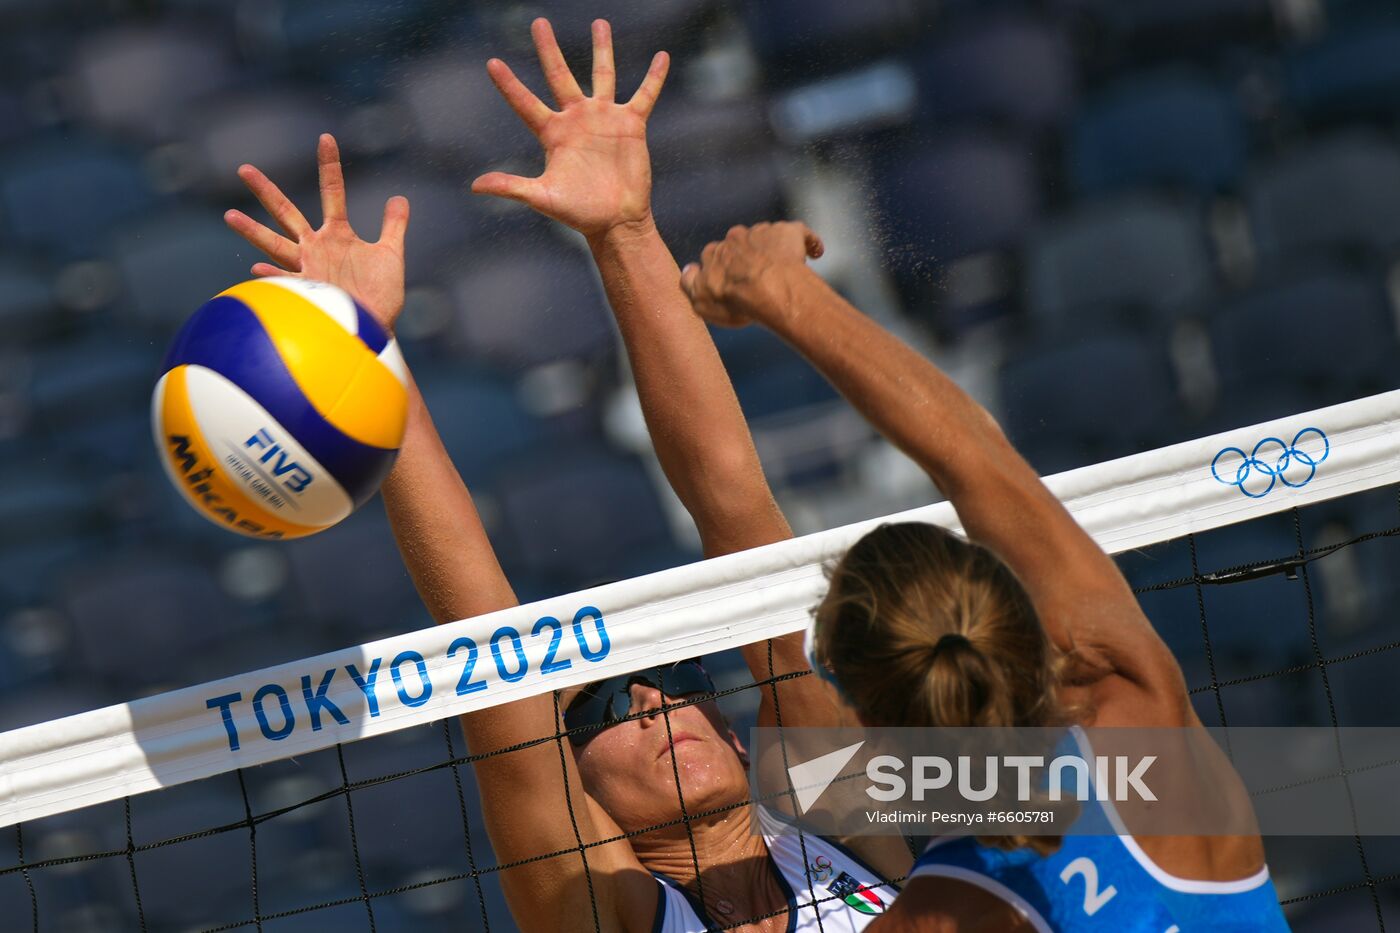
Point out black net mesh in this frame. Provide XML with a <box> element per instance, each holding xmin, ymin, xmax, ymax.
<box><xmin>3</xmin><ymin>484</ymin><xmax>1399</xmax><ymax>931</ymax></box>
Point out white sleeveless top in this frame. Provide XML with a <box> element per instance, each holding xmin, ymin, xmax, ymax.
<box><xmin>651</xmin><ymin>806</ymin><xmax>893</xmax><ymax>931</ymax></box>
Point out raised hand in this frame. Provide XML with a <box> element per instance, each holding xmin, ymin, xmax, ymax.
<box><xmin>680</xmin><ymin>222</ymin><xmax>825</xmax><ymax>328</ymax></box>
<box><xmin>471</xmin><ymin>18</ymin><xmax>669</xmax><ymax>240</ymax></box>
<box><xmin>224</xmin><ymin>134</ymin><xmax>409</xmax><ymax>332</ymax></box>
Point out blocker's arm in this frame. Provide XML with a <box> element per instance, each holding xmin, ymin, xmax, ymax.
<box><xmin>224</xmin><ymin>134</ymin><xmax>656</xmax><ymax>932</ymax></box>
<box><xmin>681</xmin><ymin>223</ymin><xmax>1192</xmax><ymax>726</ymax></box>
<box><xmin>471</xmin><ymin>18</ymin><xmax>847</xmax><ymax>733</ymax></box>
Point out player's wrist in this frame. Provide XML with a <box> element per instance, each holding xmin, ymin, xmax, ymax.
<box><xmin>588</xmin><ymin>210</ymin><xmax>659</xmax><ymax>250</ymax></box>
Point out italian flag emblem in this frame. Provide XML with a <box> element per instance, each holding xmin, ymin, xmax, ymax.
<box><xmin>828</xmin><ymin>872</ymin><xmax>885</xmax><ymax>915</ymax></box>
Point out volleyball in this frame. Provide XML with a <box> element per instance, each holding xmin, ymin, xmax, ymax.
<box><xmin>151</xmin><ymin>277</ymin><xmax>409</xmax><ymax>539</ymax></box>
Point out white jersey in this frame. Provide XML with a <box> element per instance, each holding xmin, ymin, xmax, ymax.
<box><xmin>651</xmin><ymin>806</ymin><xmax>893</xmax><ymax>931</ymax></box>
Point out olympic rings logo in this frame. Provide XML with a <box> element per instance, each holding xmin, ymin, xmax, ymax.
<box><xmin>1211</xmin><ymin>427</ymin><xmax>1329</xmax><ymax>499</ymax></box>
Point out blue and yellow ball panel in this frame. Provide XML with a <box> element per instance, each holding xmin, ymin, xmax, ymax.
<box><xmin>153</xmin><ymin>277</ymin><xmax>408</xmax><ymax>539</ymax></box>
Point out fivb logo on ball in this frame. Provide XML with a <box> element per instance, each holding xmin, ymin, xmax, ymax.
<box><xmin>153</xmin><ymin>277</ymin><xmax>409</xmax><ymax>539</ymax></box>
<box><xmin>237</xmin><ymin>427</ymin><xmax>315</xmax><ymax>498</ymax></box>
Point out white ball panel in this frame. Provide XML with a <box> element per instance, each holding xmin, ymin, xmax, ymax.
<box><xmin>378</xmin><ymin>338</ymin><xmax>409</xmax><ymax>389</ymax></box>
<box><xmin>182</xmin><ymin>365</ymin><xmax>353</xmax><ymax>527</ymax></box>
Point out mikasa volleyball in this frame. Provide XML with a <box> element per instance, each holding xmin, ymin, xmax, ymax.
<box><xmin>152</xmin><ymin>277</ymin><xmax>408</xmax><ymax>539</ymax></box>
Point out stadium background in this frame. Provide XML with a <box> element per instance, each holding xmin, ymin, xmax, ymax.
<box><xmin>1</xmin><ymin>0</ymin><xmax>1399</xmax><ymax>929</ymax></box>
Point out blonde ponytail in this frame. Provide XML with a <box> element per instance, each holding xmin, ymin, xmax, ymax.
<box><xmin>810</xmin><ymin>522</ymin><xmax>1069</xmax><ymax>855</ymax></box>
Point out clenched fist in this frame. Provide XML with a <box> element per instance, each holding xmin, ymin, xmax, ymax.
<box><xmin>679</xmin><ymin>222</ymin><xmax>824</xmax><ymax>328</ymax></box>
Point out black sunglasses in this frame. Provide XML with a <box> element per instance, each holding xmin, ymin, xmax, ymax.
<box><xmin>563</xmin><ymin>659</ymin><xmax>715</xmax><ymax>746</ymax></box>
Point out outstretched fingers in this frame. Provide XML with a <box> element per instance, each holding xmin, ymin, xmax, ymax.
<box><xmin>224</xmin><ymin>209</ymin><xmax>301</xmax><ymax>272</ymax></box>
<box><xmin>591</xmin><ymin>19</ymin><xmax>616</xmax><ymax>101</ymax></box>
<box><xmin>486</xmin><ymin>57</ymin><xmax>553</xmax><ymax>134</ymax></box>
<box><xmin>378</xmin><ymin>195</ymin><xmax>410</xmax><ymax>252</ymax></box>
<box><xmin>251</xmin><ymin>262</ymin><xmax>296</xmax><ymax>278</ymax></box>
<box><xmin>317</xmin><ymin>133</ymin><xmax>349</xmax><ymax>226</ymax></box>
<box><xmin>627</xmin><ymin>51</ymin><xmax>670</xmax><ymax>118</ymax></box>
<box><xmin>471</xmin><ymin>171</ymin><xmax>545</xmax><ymax>208</ymax></box>
<box><xmin>531</xmin><ymin>18</ymin><xmax>585</xmax><ymax>107</ymax></box>
<box><xmin>237</xmin><ymin>163</ymin><xmax>312</xmax><ymax>240</ymax></box>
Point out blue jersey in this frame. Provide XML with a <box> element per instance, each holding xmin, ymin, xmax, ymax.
<box><xmin>909</xmin><ymin>728</ymin><xmax>1290</xmax><ymax>932</ymax></box>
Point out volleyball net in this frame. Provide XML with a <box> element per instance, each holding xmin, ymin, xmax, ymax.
<box><xmin>2</xmin><ymin>390</ymin><xmax>1399</xmax><ymax>931</ymax></box>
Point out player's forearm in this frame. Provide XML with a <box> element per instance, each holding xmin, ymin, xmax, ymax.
<box><xmin>757</xmin><ymin>266</ymin><xmax>1017</xmax><ymax>502</ymax></box>
<box><xmin>381</xmin><ymin>373</ymin><xmax>518</xmax><ymax>623</ymax></box>
<box><xmin>588</xmin><ymin>218</ymin><xmax>790</xmax><ymax>554</ymax></box>
<box><xmin>754</xmin><ymin>267</ymin><xmax>1137</xmax><ymax>645</ymax></box>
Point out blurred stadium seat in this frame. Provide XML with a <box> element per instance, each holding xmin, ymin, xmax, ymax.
<box><xmin>1350</xmin><ymin>494</ymin><xmax>1400</xmax><ymax>625</ymax></box>
<box><xmin>651</xmin><ymin>151</ymin><xmax>788</xmax><ymax>262</ymax></box>
<box><xmin>1245</xmin><ymin>134</ymin><xmax>1400</xmax><ymax>269</ymax></box>
<box><xmin>1321</xmin><ymin>0</ymin><xmax>1400</xmax><ymax>23</ymax></box>
<box><xmin>707</xmin><ymin>324</ymin><xmax>862</xmax><ymax>487</ymax></box>
<box><xmin>718</xmin><ymin>326</ymin><xmax>840</xmax><ymax>421</ymax></box>
<box><xmin>0</xmin><ymin>136</ymin><xmax>158</xmax><ymax>260</ymax></box>
<box><xmin>1193</xmin><ymin>512</ymin><xmax>1318</xmax><ymax>673</ymax></box>
<box><xmin>876</xmin><ymin>132</ymin><xmax>1040</xmax><ymax>278</ymax></box>
<box><xmin>183</xmin><ymin>88</ymin><xmax>338</xmax><ymax>196</ymax></box>
<box><xmin>443</xmin><ymin>239</ymin><xmax>615</xmax><ymax>370</ymax></box>
<box><xmin>0</xmin><ymin>258</ymin><xmax>57</xmax><ymax>342</ymax></box>
<box><xmin>60</xmin><ymin>549</ymin><xmax>251</xmax><ymax>690</ymax></box>
<box><xmin>282</xmin><ymin>507</ymin><xmax>421</xmax><ymax>638</ymax></box>
<box><xmin>494</xmin><ymin>441</ymin><xmax>674</xmax><ymax>587</ymax></box>
<box><xmin>0</xmin><ymin>90</ymin><xmax>30</xmax><ymax>146</ymax></box>
<box><xmin>414</xmin><ymin>366</ymin><xmax>544</xmax><ymax>489</ymax></box>
<box><xmin>0</xmin><ymin>683</ymin><xmax>117</xmax><ymax>733</ymax></box>
<box><xmin>1049</xmin><ymin>0</ymin><xmax>1275</xmax><ymax>61</ymax></box>
<box><xmin>743</xmin><ymin>0</ymin><xmax>924</xmax><ymax>83</ymax></box>
<box><xmin>239</xmin><ymin>0</ymin><xmax>441</xmax><ymax>67</ymax></box>
<box><xmin>69</xmin><ymin>25</ymin><xmax>237</xmax><ymax>143</ymax></box>
<box><xmin>111</xmin><ymin>208</ymin><xmax>256</xmax><ymax>328</ymax></box>
<box><xmin>0</xmin><ymin>783</ymin><xmax>127</xmax><ymax>929</ymax></box>
<box><xmin>997</xmin><ymin>329</ymin><xmax>1182</xmax><ymax>474</ymax></box>
<box><xmin>0</xmin><ymin>458</ymin><xmax>102</xmax><ymax>611</ymax></box>
<box><xmin>913</xmin><ymin>14</ymin><xmax>1076</xmax><ymax>131</ymax></box>
<box><xmin>1207</xmin><ymin>268</ymin><xmax>1397</xmax><ymax>413</ymax></box>
<box><xmin>1283</xmin><ymin>19</ymin><xmax>1400</xmax><ymax>126</ymax></box>
<box><xmin>1069</xmin><ymin>70</ymin><xmax>1247</xmax><ymax>194</ymax></box>
<box><xmin>1024</xmin><ymin>194</ymin><xmax>1214</xmax><ymax>331</ymax></box>
<box><xmin>0</xmin><ymin>459</ymin><xmax>100</xmax><ymax>547</ymax></box>
<box><xmin>28</xmin><ymin>332</ymin><xmax>160</xmax><ymax>437</ymax></box>
<box><xmin>1331</xmin><ymin>644</ymin><xmax>1400</xmax><ymax>727</ymax></box>
<box><xmin>395</xmin><ymin>48</ymin><xmax>537</xmax><ymax>169</ymax></box>
<box><xmin>125</xmin><ymin>782</ymin><xmax>258</xmax><ymax>928</ymax></box>
<box><xmin>647</xmin><ymin>94</ymin><xmax>772</xmax><ymax>170</ymax></box>
<box><xmin>0</xmin><ymin>23</ymin><xmax>72</xmax><ymax>89</ymax></box>
<box><xmin>330</xmin><ymin>765</ymin><xmax>473</xmax><ymax>891</ymax></box>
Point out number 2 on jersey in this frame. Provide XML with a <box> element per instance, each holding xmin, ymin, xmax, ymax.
<box><xmin>1059</xmin><ymin>856</ymin><xmax>1117</xmax><ymax>916</ymax></box>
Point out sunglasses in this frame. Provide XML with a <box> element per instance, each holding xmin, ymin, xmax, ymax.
<box><xmin>563</xmin><ymin>659</ymin><xmax>715</xmax><ymax>746</ymax></box>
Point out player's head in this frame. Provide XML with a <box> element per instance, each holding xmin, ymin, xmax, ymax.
<box><xmin>808</xmin><ymin>522</ymin><xmax>1062</xmax><ymax>731</ymax></box>
<box><xmin>561</xmin><ymin>659</ymin><xmax>750</xmax><ymax>835</ymax></box>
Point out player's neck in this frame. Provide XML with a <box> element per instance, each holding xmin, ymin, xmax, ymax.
<box><xmin>634</xmin><ymin>805</ymin><xmax>770</xmax><ymax>887</ymax></box>
<box><xmin>640</xmin><ymin>811</ymin><xmax>789</xmax><ymax>929</ymax></box>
